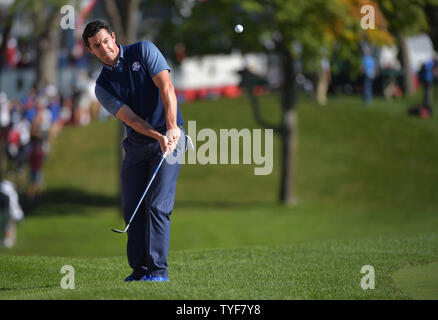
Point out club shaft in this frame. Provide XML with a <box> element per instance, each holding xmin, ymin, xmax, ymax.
<box><xmin>126</xmin><ymin>153</ymin><xmax>167</xmax><ymax>228</ymax></box>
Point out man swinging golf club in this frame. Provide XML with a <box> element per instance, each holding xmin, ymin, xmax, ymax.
<box><xmin>82</xmin><ymin>20</ymin><xmax>185</xmax><ymax>282</ymax></box>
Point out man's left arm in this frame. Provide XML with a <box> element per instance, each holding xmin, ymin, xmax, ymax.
<box><xmin>152</xmin><ymin>70</ymin><xmax>180</xmax><ymax>152</ymax></box>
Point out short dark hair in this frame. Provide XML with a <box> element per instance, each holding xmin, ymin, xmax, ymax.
<box><xmin>82</xmin><ymin>20</ymin><xmax>113</xmax><ymax>48</ymax></box>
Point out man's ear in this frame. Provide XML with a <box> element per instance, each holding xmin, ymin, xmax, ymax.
<box><xmin>86</xmin><ymin>46</ymin><xmax>94</xmax><ymax>55</ymax></box>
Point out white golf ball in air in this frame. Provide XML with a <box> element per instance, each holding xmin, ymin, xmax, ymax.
<box><xmin>234</xmin><ymin>24</ymin><xmax>244</xmax><ymax>34</ymax></box>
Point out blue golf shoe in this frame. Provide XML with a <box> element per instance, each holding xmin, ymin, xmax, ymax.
<box><xmin>141</xmin><ymin>275</ymin><xmax>169</xmax><ymax>282</ymax></box>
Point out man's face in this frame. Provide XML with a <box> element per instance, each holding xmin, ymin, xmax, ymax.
<box><xmin>87</xmin><ymin>29</ymin><xmax>119</xmax><ymax>66</ymax></box>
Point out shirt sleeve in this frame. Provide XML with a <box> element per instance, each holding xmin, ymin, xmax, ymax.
<box><xmin>95</xmin><ymin>84</ymin><xmax>124</xmax><ymax>116</ymax></box>
<box><xmin>141</xmin><ymin>41</ymin><xmax>171</xmax><ymax>78</ymax></box>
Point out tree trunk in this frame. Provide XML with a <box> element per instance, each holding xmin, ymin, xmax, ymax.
<box><xmin>33</xmin><ymin>7</ymin><xmax>61</xmax><ymax>91</ymax></box>
<box><xmin>280</xmin><ymin>108</ymin><xmax>298</xmax><ymax>206</ymax></box>
<box><xmin>103</xmin><ymin>0</ymin><xmax>140</xmax><ymax>45</ymax></box>
<box><xmin>280</xmin><ymin>48</ymin><xmax>298</xmax><ymax>206</ymax></box>
<box><xmin>35</xmin><ymin>27</ymin><xmax>60</xmax><ymax>90</ymax></box>
<box><xmin>401</xmin><ymin>36</ymin><xmax>415</xmax><ymax>96</ymax></box>
<box><xmin>119</xmin><ymin>0</ymin><xmax>140</xmax><ymax>44</ymax></box>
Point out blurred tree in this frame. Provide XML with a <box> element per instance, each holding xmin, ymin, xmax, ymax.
<box><xmin>1</xmin><ymin>0</ymin><xmax>107</xmax><ymax>91</ymax></box>
<box><xmin>31</xmin><ymin>0</ymin><xmax>65</xmax><ymax>91</ymax></box>
<box><xmin>148</xmin><ymin>0</ymin><xmax>393</xmax><ymax>205</ymax></box>
<box><xmin>0</xmin><ymin>0</ymin><xmax>20</xmax><ymax>92</ymax></box>
<box><xmin>375</xmin><ymin>0</ymin><xmax>438</xmax><ymax>94</ymax></box>
<box><xmin>425</xmin><ymin>3</ymin><xmax>438</xmax><ymax>49</ymax></box>
<box><xmin>0</xmin><ymin>0</ymin><xmax>77</xmax><ymax>90</ymax></box>
<box><xmin>102</xmin><ymin>0</ymin><xmax>141</xmax><ymax>45</ymax></box>
<box><xmin>376</xmin><ymin>0</ymin><xmax>436</xmax><ymax>36</ymax></box>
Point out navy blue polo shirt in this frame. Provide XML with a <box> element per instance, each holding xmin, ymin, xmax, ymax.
<box><xmin>95</xmin><ymin>41</ymin><xmax>184</xmax><ymax>137</ymax></box>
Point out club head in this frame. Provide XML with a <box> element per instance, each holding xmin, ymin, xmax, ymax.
<box><xmin>110</xmin><ymin>228</ymin><xmax>126</xmax><ymax>233</ymax></box>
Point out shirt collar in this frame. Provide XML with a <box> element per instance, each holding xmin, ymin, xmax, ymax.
<box><xmin>118</xmin><ymin>44</ymin><xmax>124</xmax><ymax>60</ymax></box>
<box><xmin>103</xmin><ymin>44</ymin><xmax>124</xmax><ymax>70</ymax></box>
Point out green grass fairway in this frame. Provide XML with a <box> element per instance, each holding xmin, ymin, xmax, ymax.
<box><xmin>392</xmin><ymin>262</ymin><xmax>438</xmax><ymax>300</ymax></box>
<box><xmin>1</xmin><ymin>234</ymin><xmax>436</xmax><ymax>299</ymax></box>
<box><xmin>1</xmin><ymin>91</ymin><xmax>437</xmax><ymax>299</ymax></box>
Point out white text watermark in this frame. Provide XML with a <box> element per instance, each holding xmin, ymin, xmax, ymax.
<box><xmin>60</xmin><ymin>265</ymin><xmax>75</xmax><ymax>289</ymax></box>
<box><xmin>167</xmin><ymin>121</ymin><xmax>274</xmax><ymax>176</ymax></box>
<box><xmin>360</xmin><ymin>265</ymin><xmax>375</xmax><ymax>290</ymax></box>
<box><xmin>361</xmin><ymin>5</ymin><xmax>375</xmax><ymax>30</ymax></box>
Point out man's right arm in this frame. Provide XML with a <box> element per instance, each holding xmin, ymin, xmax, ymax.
<box><xmin>95</xmin><ymin>84</ymin><xmax>169</xmax><ymax>153</ymax></box>
<box><xmin>115</xmin><ymin>105</ymin><xmax>169</xmax><ymax>153</ymax></box>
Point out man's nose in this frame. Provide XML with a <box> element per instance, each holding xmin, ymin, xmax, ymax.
<box><xmin>98</xmin><ymin>44</ymin><xmax>107</xmax><ymax>53</ymax></box>
<box><xmin>103</xmin><ymin>43</ymin><xmax>112</xmax><ymax>52</ymax></box>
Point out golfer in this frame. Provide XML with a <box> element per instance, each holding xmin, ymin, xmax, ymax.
<box><xmin>82</xmin><ymin>20</ymin><xmax>184</xmax><ymax>282</ymax></box>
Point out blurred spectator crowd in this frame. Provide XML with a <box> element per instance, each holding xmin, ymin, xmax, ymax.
<box><xmin>0</xmin><ymin>81</ymin><xmax>108</xmax><ymax>194</ymax></box>
<box><xmin>0</xmin><ymin>76</ymin><xmax>110</xmax><ymax>247</ymax></box>
<box><xmin>0</xmin><ymin>85</ymin><xmax>66</xmax><ymax>202</ymax></box>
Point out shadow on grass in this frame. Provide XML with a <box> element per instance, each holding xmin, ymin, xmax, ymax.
<box><xmin>21</xmin><ymin>188</ymin><xmax>279</xmax><ymax>217</ymax></box>
<box><xmin>22</xmin><ymin>188</ymin><xmax>119</xmax><ymax>217</ymax></box>
<box><xmin>174</xmin><ymin>199</ymin><xmax>280</xmax><ymax>211</ymax></box>
<box><xmin>0</xmin><ymin>285</ymin><xmax>55</xmax><ymax>291</ymax></box>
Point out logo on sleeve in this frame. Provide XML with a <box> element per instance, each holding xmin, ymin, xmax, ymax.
<box><xmin>132</xmin><ymin>61</ymin><xmax>141</xmax><ymax>71</ymax></box>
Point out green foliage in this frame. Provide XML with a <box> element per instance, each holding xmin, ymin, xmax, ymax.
<box><xmin>152</xmin><ymin>0</ymin><xmax>353</xmax><ymax>68</ymax></box>
<box><xmin>2</xmin><ymin>0</ymin><xmax>81</xmax><ymax>36</ymax></box>
<box><xmin>376</xmin><ymin>0</ymin><xmax>438</xmax><ymax>36</ymax></box>
<box><xmin>148</xmin><ymin>0</ymin><xmax>436</xmax><ymax>77</ymax></box>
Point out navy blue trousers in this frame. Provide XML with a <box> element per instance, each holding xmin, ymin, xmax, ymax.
<box><xmin>121</xmin><ymin>128</ymin><xmax>183</xmax><ymax>278</ymax></box>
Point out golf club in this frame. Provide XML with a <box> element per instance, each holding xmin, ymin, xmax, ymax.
<box><xmin>110</xmin><ymin>150</ymin><xmax>168</xmax><ymax>234</ymax></box>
